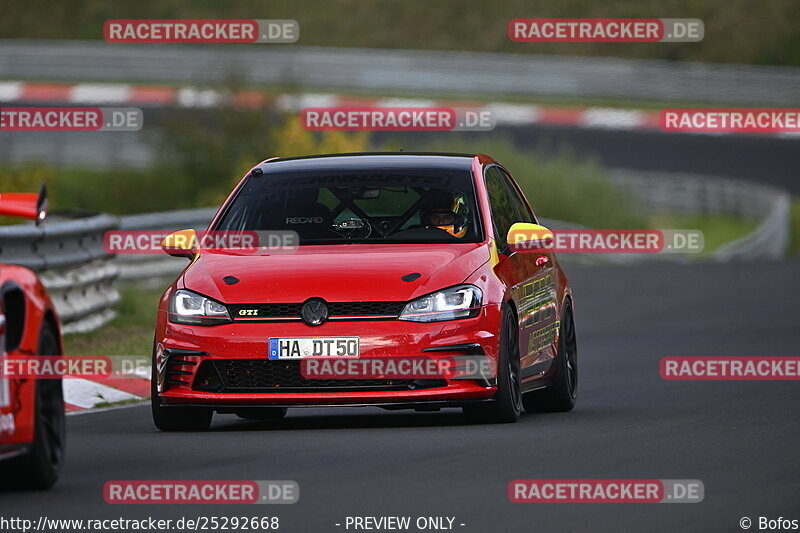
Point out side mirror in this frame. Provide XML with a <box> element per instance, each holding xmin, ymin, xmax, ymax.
<box><xmin>506</xmin><ymin>222</ymin><xmax>554</xmax><ymax>253</ymax></box>
<box><xmin>161</xmin><ymin>229</ymin><xmax>197</xmax><ymax>258</ymax></box>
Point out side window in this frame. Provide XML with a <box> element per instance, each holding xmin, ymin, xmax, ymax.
<box><xmin>484</xmin><ymin>167</ymin><xmax>518</xmax><ymax>248</ymax></box>
<box><xmin>498</xmin><ymin>168</ymin><xmax>536</xmax><ymax>224</ymax></box>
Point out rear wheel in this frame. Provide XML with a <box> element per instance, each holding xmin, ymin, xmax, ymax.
<box><xmin>0</xmin><ymin>324</ymin><xmax>66</xmax><ymax>490</ymax></box>
<box><xmin>522</xmin><ymin>302</ymin><xmax>577</xmax><ymax>413</ymax></box>
<box><xmin>150</xmin><ymin>351</ymin><xmax>212</xmax><ymax>432</ymax></box>
<box><xmin>462</xmin><ymin>305</ymin><xmax>521</xmax><ymax>423</ymax></box>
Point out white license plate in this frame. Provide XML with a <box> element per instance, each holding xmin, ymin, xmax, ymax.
<box><xmin>268</xmin><ymin>337</ymin><xmax>360</xmax><ymax>360</ymax></box>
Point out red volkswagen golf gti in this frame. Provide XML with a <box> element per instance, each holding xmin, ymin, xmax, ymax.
<box><xmin>152</xmin><ymin>153</ymin><xmax>577</xmax><ymax>430</ymax></box>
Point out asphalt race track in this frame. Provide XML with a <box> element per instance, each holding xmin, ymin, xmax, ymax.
<box><xmin>386</xmin><ymin>125</ymin><xmax>800</xmax><ymax>193</ymax></box>
<box><xmin>507</xmin><ymin>126</ymin><xmax>800</xmax><ymax>193</ymax></box>
<box><xmin>2</xmin><ymin>259</ymin><xmax>798</xmax><ymax>532</ymax></box>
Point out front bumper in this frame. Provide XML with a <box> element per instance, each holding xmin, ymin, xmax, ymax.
<box><xmin>155</xmin><ymin>304</ymin><xmax>501</xmax><ymax>408</ymax></box>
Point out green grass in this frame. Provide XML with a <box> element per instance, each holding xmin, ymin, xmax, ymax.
<box><xmin>0</xmin><ymin>127</ymin><xmax>649</xmax><ymax>226</ymax></box>
<box><xmin>3</xmin><ymin>0</ymin><xmax>800</xmax><ymax>67</ymax></box>
<box><xmin>649</xmin><ymin>213</ymin><xmax>759</xmax><ymax>256</ymax></box>
<box><xmin>53</xmin><ymin>167</ymin><xmax>197</xmax><ymax>215</ymax></box>
<box><xmin>63</xmin><ymin>288</ymin><xmax>163</xmax><ymax>356</ymax></box>
<box><xmin>790</xmin><ymin>199</ymin><xmax>800</xmax><ymax>255</ymax></box>
<box><xmin>394</xmin><ymin>137</ymin><xmax>648</xmax><ymax>229</ymax></box>
<box><xmin>0</xmin><ymin>164</ymin><xmax>195</xmax><ymax>217</ymax></box>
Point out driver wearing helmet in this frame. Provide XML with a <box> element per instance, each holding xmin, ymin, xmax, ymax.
<box><xmin>420</xmin><ymin>191</ymin><xmax>468</xmax><ymax>238</ymax></box>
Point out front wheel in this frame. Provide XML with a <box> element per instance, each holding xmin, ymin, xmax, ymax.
<box><xmin>462</xmin><ymin>305</ymin><xmax>521</xmax><ymax>424</ymax></box>
<box><xmin>0</xmin><ymin>324</ymin><xmax>66</xmax><ymax>490</ymax></box>
<box><xmin>522</xmin><ymin>301</ymin><xmax>577</xmax><ymax>413</ymax></box>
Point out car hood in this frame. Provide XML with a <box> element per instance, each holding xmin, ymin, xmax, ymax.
<box><xmin>181</xmin><ymin>243</ymin><xmax>490</xmax><ymax>303</ymax></box>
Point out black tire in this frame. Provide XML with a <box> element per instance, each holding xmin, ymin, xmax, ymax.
<box><xmin>462</xmin><ymin>305</ymin><xmax>521</xmax><ymax>423</ymax></box>
<box><xmin>0</xmin><ymin>324</ymin><xmax>66</xmax><ymax>490</ymax></box>
<box><xmin>522</xmin><ymin>301</ymin><xmax>577</xmax><ymax>413</ymax></box>
<box><xmin>150</xmin><ymin>352</ymin><xmax>212</xmax><ymax>432</ymax></box>
<box><xmin>235</xmin><ymin>408</ymin><xmax>288</xmax><ymax>421</ymax></box>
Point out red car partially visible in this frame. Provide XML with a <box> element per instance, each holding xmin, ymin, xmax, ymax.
<box><xmin>0</xmin><ymin>186</ymin><xmax>65</xmax><ymax>490</ymax></box>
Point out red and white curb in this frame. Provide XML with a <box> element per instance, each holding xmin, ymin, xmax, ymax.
<box><xmin>2</xmin><ymin>80</ymin><xmax>796</xmax><ymax>137</ymax></box>
<box><xmin>63</xmin><ymin>367</ymin><xmax>150</xmax><ymax>414</ymax></box>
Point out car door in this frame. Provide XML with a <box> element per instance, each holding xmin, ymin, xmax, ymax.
<box><xmin>488</xmin><ymin>166</ymin><xmax>558</xmax><ymax>381</ymax></box>
<box><xmin>484</xmin><ymin>166</ymin><xmax>532</xmax><ymax>361</ymax></box>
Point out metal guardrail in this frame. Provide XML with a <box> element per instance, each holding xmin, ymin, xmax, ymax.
<box><xmin>38</xmin><ymin>260</ymin><xmax>119</xmax><ymax>334</ymax></box>
<box><xmin>0</xmin><ymin>172</ymin><xmax>790</xmax><ymax>333</ymax></box>
<box><xmin>116</xmin><ymin>207</ymin><xmax>217</xmax><ymax>284</ymax></box>
<box><xmin>1</xmin><ymin>40</ymin><xmax>800</xmax><ymax>105</ymax></box>
<box><xmin>0</xmin><ymin>213</ymin><xmax>120</xmax><ymax>334</ymax></box>
<box><xmin>536</xmin><ymin>217</ymin><xmax>659</xmax><ymax>266</ymax></box>
<box><xmin>609</xmin><ymin>170</ymin><xmax>791</xmax><ymax>261</ymax></box>
<box><xmin>714</xmin><ymin>192</ymin><xmax>790</xmax><ymax>262</ymax></box>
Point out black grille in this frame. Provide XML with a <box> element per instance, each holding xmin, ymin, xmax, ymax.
<box><xmin>327</xmin><ymin>301</ymin><xmax>405</xmax><ymax>316</ymax></box>
<box><xmin>163</xmin><ymin>349</ymin><xmax>202</xmax><ymax>390</ymax></box>
<box><xmin>193</xmin><ymin>359</ymin><xmax>443</xmax><ymax>393</ymax></box>
<box><xmin>229</xmin><ymin>301</ymin><xmax>405</xmax><ymax>319</ymax></box>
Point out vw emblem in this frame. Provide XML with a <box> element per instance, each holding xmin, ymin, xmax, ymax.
<box><xmin>301</xmin><ymin>298</ymin><xmax>328</xmax><ymax>326</ymax></box>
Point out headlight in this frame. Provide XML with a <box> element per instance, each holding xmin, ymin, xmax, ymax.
<box><xmin>398</xmin><ymin>285</ymin><xmax>482</xmax><ymax>322</ymax></box>
<box><xmin>168</xmin><ymin>289</ymin><xmax>231</xmax><ymax>326</ymax></box>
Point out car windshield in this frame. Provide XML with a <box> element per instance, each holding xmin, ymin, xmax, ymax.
<box><xmin>213</xmin><ymin>168</ymin><xmax>482</xmax><ymax>245</ymax></box>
